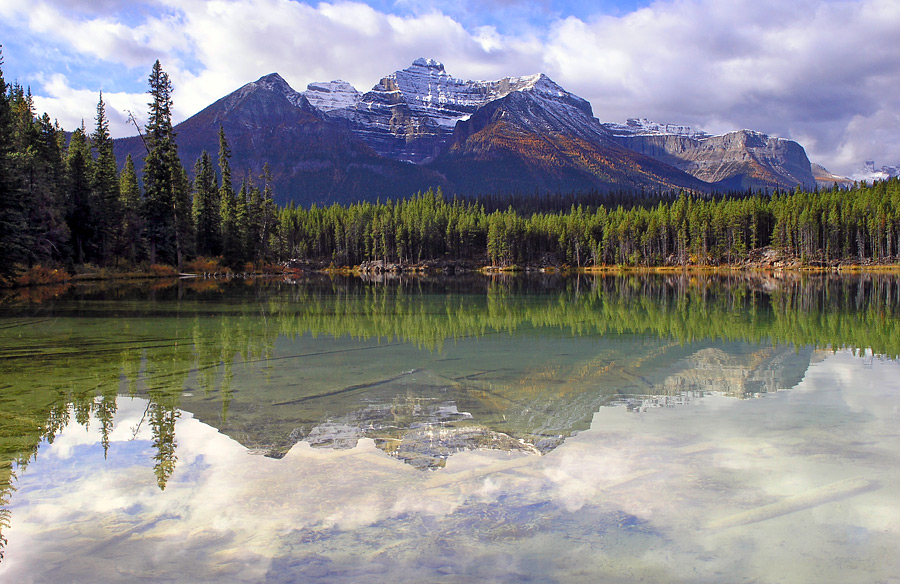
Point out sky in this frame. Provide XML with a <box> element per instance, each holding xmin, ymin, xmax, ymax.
<box><xmin>1</xmin><ymin>0</ymin><xmax>898</xmax><ymax>176</ymax></box>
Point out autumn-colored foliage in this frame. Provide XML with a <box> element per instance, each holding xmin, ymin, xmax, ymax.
<box><xmin>14</xmin><ymin>265</ymin><xmax>70</xmax><ymax>287</ymax></box>
<box><xmin>149</xmin><ymin>264</ymin><xmax>178</xmax><ymax>277</ymax></box>
<box><xmin>184</xmin><ymin>256</ymin><xmax>226</xmax><ymax>274</ymax></box>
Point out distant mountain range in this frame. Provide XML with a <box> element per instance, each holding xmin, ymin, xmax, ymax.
<box><xmin>114</xmin><ymin>58</ymin><xmax>842</xmax><ymax>206</ymax></box>
<box><xmin>855</xmin><ymin>161</ymin><xmax>900</xmax><ymax>183</ymax></box>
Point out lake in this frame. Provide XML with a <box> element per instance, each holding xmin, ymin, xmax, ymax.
<box><xmin>1</xmin><ymin>273</ymin><xmax>898</xmax><ymax>583</ymax></box>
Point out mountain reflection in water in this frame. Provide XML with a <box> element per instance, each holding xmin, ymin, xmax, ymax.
<box><xmin>0</xmin><ymin>273</ymin><xmax>898</xmax><ymax>582</ymax></box>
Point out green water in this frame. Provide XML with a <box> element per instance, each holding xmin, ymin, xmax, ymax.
<box><xmin>0</xmin><ymin>273</ymin><xmax>898</xmax><ymax>583</ymax></box>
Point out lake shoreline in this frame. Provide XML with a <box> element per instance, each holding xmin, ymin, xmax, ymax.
<box><xmin>3</xmin><ymin>248</ymin><xmax>900</xmax><ymax>291</ymax></box>
<box><xmin>4</xmin><ymin>262</ymin><xmax>900</xmax><ymax>290</ymax></box>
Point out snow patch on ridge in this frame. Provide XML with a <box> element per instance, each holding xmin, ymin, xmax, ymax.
<box><xmin>303</xmin><ymin>80</ymin><xmax>361</xmax><ymax>112</ymax></box>
<box><xmin>228</xmin><ymin>73</ymin><xmax>309</xmax><ymax>111</ymax></box>
<box><xmin>326</xmin><ymin>58</ymin><xmax>594</xmax><ymax>131</ymax></box>
<box><xmin>852</xmin><ymin>160</ymin><xmax>900</xmax><ymax>182</ymax></box>
<box><xmin>603</xmin><ymin>117</ymin><xmax>709</xmax><ymax>139</ymax></box>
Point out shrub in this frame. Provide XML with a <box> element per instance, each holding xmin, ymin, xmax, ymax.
<box><xmin>184</xmin><ymin>256</ymin><xmax>224</xmax><ymax>274</ymax></box>
<box><xmin>149</xmin><ymin>264</ymin><xmax>177</xmax><ymax>277</ymax></box>
<box><xmin>15</xmin><ymin>265</ymin><xmax>71</xmax><ymax>287</ymax></box>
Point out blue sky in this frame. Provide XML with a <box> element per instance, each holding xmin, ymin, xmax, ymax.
<box><xmin>1</xmin><ymin>0</ymin><xmax>899</xmax><ymax>175</ymax></box>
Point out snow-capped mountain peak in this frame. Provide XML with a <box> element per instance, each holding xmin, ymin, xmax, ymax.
<box><xmin>853</xmin><ymin>160</ymin><xmax>900</xmax><ymax>181</ymax></box>
<box><xmin>303</xmin><ymin>80</ymin><xmax>361</xmax><ymax>112</ymax></box>
<box><xmin>220</xmin><ymin>72</ymin><xmax>311</xmax><ymax>113</ymax></box>
<box><xmin>377</xmin><ymin>57</ymin><xmax>487</xmax><ymax>121</ymax></box>
<box><xmin>251</xmin><ymin>72</ymin><xmax>292</xmax><ymax>91</ymax></box>
<box><xmin>316</xmin><ymin>58</ymin><xmax>602</xmax><ymax>162</ymax></box>
<box><xmin>410</xmin><ymin>57</ymin><xmax>447</xmax><ymax>72</ymax></box>
<box><xmin>602</xmin><ymin>117</ymin><xmax>709</xmax><ymax>139</ymax></box>
<box><xmin>515</xmin><ymin>73</ymin><xmax>565</xmax><ymax>96</ymax></box>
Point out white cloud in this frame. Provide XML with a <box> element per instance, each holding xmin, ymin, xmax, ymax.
<box><xmin>22</xmin><ymin>2</ymin><xmax>185</xmax><ymax>68</ymax></box>
<box><xmin>539</xmin><ymin>0</ymin><xmax>900</xmax><ymax>174</ymax></box>
<box><xmin>6</xmin><ymin>0</ymin><xmax>900</xmax><ymax>175</ymax></box>
<box><xmin>30</xmin><ymin>73</ymin><xmax>149</xmax><ymax>138</ymax></box>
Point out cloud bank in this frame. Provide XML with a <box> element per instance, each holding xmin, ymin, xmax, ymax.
<box><xmin>2</xmin><ymin>0</ymin><xmax>898</xmax><ymax>175</ymax></box>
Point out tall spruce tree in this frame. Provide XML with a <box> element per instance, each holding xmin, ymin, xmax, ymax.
<box><xmin>30</xmin><ymin>113</ymin><xmax>69</xmax><ymax>264</ymax></box>
<box><xmin>10</xmin><ymin>86</ymin><xmax>70</xmax><ymax>266</ymax></box>
<box><xmin>118</xmin><ymin>154</ymin><xmax>143</xmax><ymax>263</ymax></box>
<box><xmin>258</xmin><ymin>163</ymin><xmax>277</xmax><ymax>262</ymax></box>
<box><xmin>175</xmin><ymin>163</ymin><xmax>194</xmax><ymax>260</ymax></box>
<box><xmin>142</xmin><ymin>60</ymin><xmax>190</xmax><ymax>267</ymax></box>
<box><xmin>232</xmin><ymin>180</ymin><xmax>250</xmax><ymax>267</ymax></box>
<box><xmin>91</xmin><ymin>92</ymin><xmax>121</xmax><ymax>265</ymax></box>
<box><xmin>66</xmin><ymin>124</ymin><xmax>94</xmax><ymax>264</ymax></box>
<box><xmin>192</xmin><ymin>150</ymin><xmax>220</xmax><ymax>257</ymax></box>
<box><xmin>0</xmin><ymin>46</ymin><xmax>29</xmax><ymax>278</ymax></box>
<box><xmin>217</xmin><ymin>126</ymin><xmax>242</xmax><ymax>267</ymax></box>
<box><xmin>245</xmin><ymin>179</ymin><xmax>263</xmax><ymax>264</ymax></box>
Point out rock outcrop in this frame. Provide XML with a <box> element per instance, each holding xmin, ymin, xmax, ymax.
<box><xmin>608</xmin><ymin>128</ymin><xmax>817</xmax><ymax>191</ymax></box>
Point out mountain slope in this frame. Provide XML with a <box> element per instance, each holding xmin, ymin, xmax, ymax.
<box><xmin>115</xmin><ymin>73</ymin><xmax>445</xmax><ymax>206</ymax></box>
<box><xmin>315</xmin><ymin>59</ymin><xmax>605</xmax><ymax>165</ymax></box>
<box><xmin>605</xmin><ymin>122</ymin><xmax>816</xmax><ymax>191</ymax></box>
<box><xmin>811</xmin><ymin>163</ymin><xmax>853</xmax><ymax>189</ymax></box>
<box><xmin>429</xmin><ymin>85</ymin><xmax>709</xmax><ymax>194</ymax></box>
<box><xmin>114</xmin><ymin>60</ymin><xmax>825</xmax><ymax>205</ymax></box>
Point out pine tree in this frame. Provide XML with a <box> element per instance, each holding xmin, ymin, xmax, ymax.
<box><xmin>258</xmin><ymin>163</ymin><xmax>277</xmax><ymax>262</ymax></box>
<box><xmin>192</xmin><ymin>150</ymin><xmax>220</xmax><ymax>257</ymax></box>
<box><xmin>66</xmin><ymin>124</ymin><xmax>94</xmax><ymax>264</ymax></box>
<box><xmin>175</xmin><ymin>163</ymin><xmax>194</xmax><ymax>261</ymax></box>
<box><xmin>245</xmin><ymin>179</ymin><xmax>263</xmax><ymax>263</ymax></box>
<box><xmin>117</xmin><ymin>154</ymin><xmax>144</xmax><ymax>263</ymax></box>
<box><xmin>142</xmin><ymin>60</ymin><xmax>189</xmax><ymax>267</ymax></box>
<box><xmin>233</xmin><ymin>180</ymin><xmax>250</xmax><ymax>267</ymax></box>
<box><xmin>12</xmin><ymin>86</ymin><xmax>71</xmax><ymax>266</ymax></box>
<box><xmin>218</xmin><ymin>126</ymin><xmax>242</xmax><ymax>266</ymax></box>
<box><xmin>0</xmin><ymin>46</ymin><xmax>29</xmax><ymax>277</ymax></box>
<box><xmin>91</xmin><ymin>92</ymin><xmax>121</xmax><ymax>265</ymax></box>
<box><xmin>29</xmin><ymin>113</ymin><xmax>69</xmax><ymax>264</ymax></box>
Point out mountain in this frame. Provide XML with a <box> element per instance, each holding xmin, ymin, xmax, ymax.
<box><xmin>854</xmin><ymin>160</ymin><xmax>900</xmax><ymax>182</ymax></box>
<box><xmin>811</xmin><ymin>163</ymin><xmax>854</xmax><ymax>189</ymax></box>
<box><xmin>115</xmin><ymin>59</ymin><xmax>821</xmax><ymax>205</ymax></box>
<box><xmin>302</xmin><ymin>79</ymin><xmax>361</xmax><ymax>112</ymax></box>
<box><xmin>309</xmin><ymin>58</ymin><xmax>557</xmax><ymax>164</ymax></box>
<box><xmin>604</xmin><ymin>120</ymin><xmax>817</xmax><ymax>191</ymax></box>
<box><xmin>115</xmin><ymin>73</ymin><xmax>445</xmax><ymax>206</ymax></box>
<box><xmin>176</xmin><ymin>337</ymin><xmax>814</xmax><ymax>467</ymax></box>
<box><xmin>307</xmin><ymin>60</ymin><xmax>707</xmax><ymax>193</ymax></box>
<box><xmin>429</xmin><ymin>81</ymin><xmax>709</xmax><ymax>194</ymax></box>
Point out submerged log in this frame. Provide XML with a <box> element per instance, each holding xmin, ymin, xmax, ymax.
<box><xmin>706</xmin><ymin>477</ymin><xmax>875</xmax><ymax>530</ymax></box>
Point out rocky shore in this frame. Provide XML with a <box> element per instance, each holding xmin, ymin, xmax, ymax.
<box><xmin>281</xmin><ymin>247</ymin><xmax>898</xmax><ymax>276</ymax></box>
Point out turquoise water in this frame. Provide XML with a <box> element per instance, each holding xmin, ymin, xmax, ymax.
<box><xmin>0</xmin><ymin>274</ymin><xmax>898</xmax><ymax>583</ymax></box>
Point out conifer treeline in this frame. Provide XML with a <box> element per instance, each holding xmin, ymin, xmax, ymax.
<box><xmin>0</xmin><ymin>56</ymin><xmax>276</xmax><ymax>277</ymax></box>
<box><xmin>278</xmin><ymin>183</ymin><xmax>900</xmax><ymax>267</ymax></box>
<box><xmin>1</xmin><ymin>53</ymin><xmax>899</xmax><ymax>277</ymax></box>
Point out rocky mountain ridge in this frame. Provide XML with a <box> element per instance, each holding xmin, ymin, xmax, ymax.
<box><xmin>114</xmin><ymin>58</ymin><xmax>824</xmax><ymax>206</ymax></box>
<box><xmin>310</xmin><ymin>58</ymin><xmax>600</xmax><ymax>164</ymax></box>
<box><xmin>857</xmin><ymin>160</ymin><xmax>900</xmax><ymax>181</ymax></box>
<box><xmin>602</xmin><ymin>117</ymin><xmax>710</xmax><ymax>139</ymax></box>
<box><xmin>610</xmin><ymin>129</ymin><xmax>817</xmax><ymax>191</ymax></box>
<box><xmin>177</xmin><ymin>339</ymin><xmax>814</xmax><ymax>468</ymax></box>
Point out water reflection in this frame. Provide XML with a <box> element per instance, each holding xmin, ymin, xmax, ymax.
<box><xmin>0</xmin><ymin>273</ymin><xmax>898</xmax><ymax>581</ymax></box>
<box><xmin>2</xmin><ymin>352</ymin><xmax>898</xmax><ymax>583</ymax></box>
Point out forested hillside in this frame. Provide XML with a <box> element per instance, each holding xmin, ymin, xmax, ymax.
<box><xmin>1</xmin><ymin>55</ymin><xmax>898</xmax><ymax>282</ymax></box>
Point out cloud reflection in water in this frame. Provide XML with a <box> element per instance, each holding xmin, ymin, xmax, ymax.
<box><xmin>2</xmin><ymin>351</ymin><xmax>898</xmax><ymax>583</ymax></box>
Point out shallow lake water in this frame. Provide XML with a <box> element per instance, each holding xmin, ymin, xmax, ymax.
<box><xmin>1</xmin><ymin>273</ymin><xmax>899</xmax><ymax>583</ymax></box>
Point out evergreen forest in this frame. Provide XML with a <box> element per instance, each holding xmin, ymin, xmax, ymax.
<box><xmin>2</xmin><ymin>54</ymin><xmax>899</xmax><ymax>282</ymax></box>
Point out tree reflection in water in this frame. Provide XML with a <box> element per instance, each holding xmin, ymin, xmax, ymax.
<box><xmin>0</xmin><ymin>272</ymin><xmax>898</xmax><ymax>560</ymax></box>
